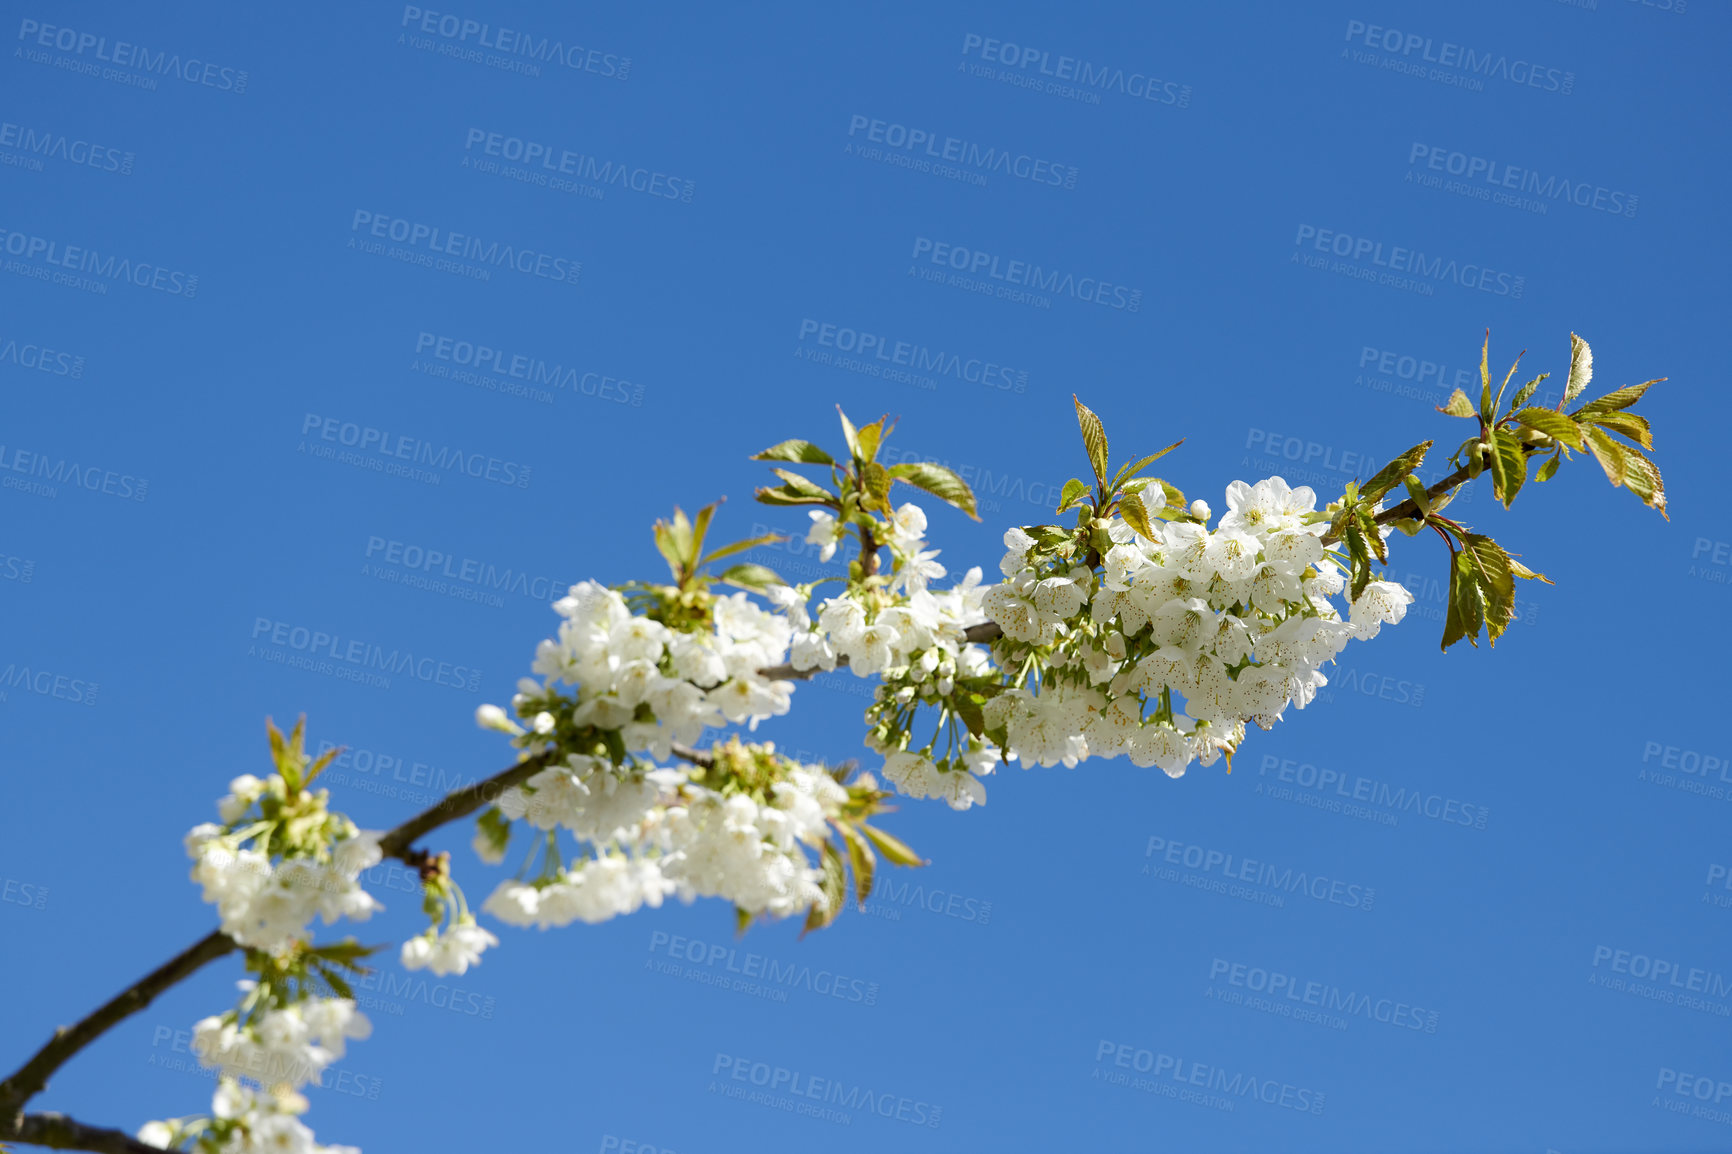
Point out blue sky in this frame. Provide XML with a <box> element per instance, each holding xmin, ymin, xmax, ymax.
<box><xmin>3</xmin><ymin>2</ymin><xmax>1729</xmax><ymax>1151</ymax></box>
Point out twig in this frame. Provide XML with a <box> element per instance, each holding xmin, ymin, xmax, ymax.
<box><xmin>7</xmin><ymin>1113</ymin><xmax>167</xmax><ymax>1154</ymax></box>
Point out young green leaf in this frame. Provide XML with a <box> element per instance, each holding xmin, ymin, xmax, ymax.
<box><xmin>855</xmin><ymin>418</ymin><xmax>887</xmax><ymax>465</ymax></box>
<box><xmin>1490</xmin><ymin>430</ymin><xmax>1527</xmax><ymax>509</ymax></box>
<box><xmin>1073</xmin><ymin>396</ymin><xmax>1110</xmax><ymax>487</ymax></box>
<box><xmin>1118</xmin><ymin>490</ymin><xmax>1158</xmax><ymax>542</ymax></box>
<box><xmin>1437</xmin><ymin>389</ymin><xmax>1476</xmax><ymax>418</ymax></box>
<box><xmin>837</xmin><ymin>406</ymin><xmax>861</xmax><ymax>459</ymax></box>
<box><xmin>1563</xmin><ymin>332</ymin><xmax>1593</xmax><ymax>406</ymax></box>
<box><xmin>754</xmin><ymin>484</ymin><xmax>835</xmax><ymax>507</ymax></box>
<box><xmin>1442</xmin><ymin>550</ymin><xmax>1483</xmax><ymax>651</ymax></box>
<box><xmin>1362</xmin><ymin>441</ymin><xmax>1432</xmax><ymax>504</ymax></box>
<box><xmin>1056</xmin><ymin>477</ymin><xmax>1091</xmax><ymax>514</ymax></box>
<box><xmin>700</xmin><ymin>534</ymin><xmax>788</xmax><ymax>567</ymax></box>
<box><xmin>771</xmin><ymin>469</ymin><xmax>834</xmax><ymax>502</ymax></box>
<box><xmin>858</xmin><ymin>822</ymin><xmax>926</xmax><ymax>867</ymax></box>
<box><xmin>1511</xmin><ymin>407</ymin><xmax>1585</xmax><ymax>449</ymax></box>
<box><xmin>1461</xmin><ymin>533</ymin><xmax>1516</xmax><ymax>643</ymax></box>
<box><xmin>1494</xmin><ymin>350</ymin><xmax>1525</xmax><ymax>417</ymax></box>
<box><xmin>1583</xmin><ymin>426</ymin><xmax>1628</xmax><ymax>488</ymax></box>
<box><xmin>835</xmin><ymin>822</ymin><xmax>877</xmax><ymax>904</ymax></box>
<box><xmin>887</xmin><ymin>461</ymin><xmax>980</xmax><ymax>519</ymax></box>
<box><xmin>718</xmin><ymin>563</ymin><xmax>785</xmax><ymax>592</ymax></box>
<box><xmin>1110</xmin><ymin>441</ymin><xmax>1184</xmax><ymax>491</ymax></box>
<box><xmin>1583</xmin><ymin>410</ymin><xmax>1653</xmax><ymax>450</ymax></box>
<box><xmin>1535</xmin><ymin>452</ymin><xmax>1562</xmax><ymax>483</ymax></box>
<box><xmin>1509</xmin><ymin>372</ymin><xmax>1549</xmax><ymax>413</ymax></box>
<box><xmin>752</xmin><ymin>440</ymin><xmax>835</xmax><ymax>465</ymax></box>
<box><xmin>1575</xmin><ymin>379</ymin><xmax>1661</xmax><ymax>418</ymax></box>
<box><xmin>1479</xmin><ymin>331</ymin><xmax>1494</xmax><ymax>423</ymax></box>
<box><xmin>860</xmin><ymin>461</ymin><xmax>894</xmax><ymax>513</ymax></box>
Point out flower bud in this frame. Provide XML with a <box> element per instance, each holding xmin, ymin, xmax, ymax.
<box><xmin>1189</xmin><ymin>499</ymin><xmax>1211</xmax><ymax>522</ymax></box>
<box><xmin>476</xmin><ymin>704</ymin><xmax>525</xmax><ymax>736</ymax></box>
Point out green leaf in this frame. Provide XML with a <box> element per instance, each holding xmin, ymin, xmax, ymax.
<box><xmin>1479</xmin><ymin>331</ymin><xmax>1494</xmax><ymax>423</ymax></box>
<box><xmin>860</xmin><ymin>461</ymin><xmax>894</xmax><ymax>514</ymax></box>
<box><xmin>735</xmin><ymin>906</ymin><xmax>753</xmax><ymax>936</ymax></box>
<box><xmin>1344</xmin><ymin>517</ymin><xmax>1371</xmax><ymax>601</ymax></box>
<box><xmin>1507</xmin><ymin>554</ymin><xmax>1553</xmax><ymax>584</ymax></box>
<box><xmin>1437</xmin><ymin>389</ymin><xmax>1476</xmax><ymax>418</ymax></box>
<box><xmin>801</xmin><ymin>841</ymin><xmax>848</xmax><ymax>935</ymax></box>
<box><xmin>1511</xmin><ymin>407</ymin><xmax>1585</xmax><ymax>449</ymax></box>
<box><xmin>1536</xmin><ymin>452</ymin><xmax>1562</xmax><ymax>483</ymax></box>
<box><xmin>754</xmin><ymin>485</ymin><xmax>834</xmax><ymax>507</ymax></box>
<box><xmin>1509</xmin><ymin>372</ymin><xmax>1549</xmax><ymax>413</ymax></box>
<box><xmin>752</xmin><ymin>439</ymin><xmax>835</xmax><ymax>465</ymax></box>
<box><xmin>837</xmin><ymin>407</ymin><xmax>860</xmax><ymax>459</ymax></box>
<box><xmin>1442</xmin><ymin>549</ymin><xmax>1483</xmax><ymax>651</ymax></box>
<box><xmin>1110</xmin><ymin>441</ymin><xmax>1184</xmax><ymax>491</ymax></box>
<box><xmin>771</xmin><ymin>469</ymin><xmax>832</xmax><ymax>502</ymax></box>
<box><xmin>1056</xmin><ymin>477</ymin><xmax>1091</xmax><ymax>514</ymax></box>
<box><xmin>888</xmin><ymin>461</ymin><xmax>980</xmax><ymax>520</ymax></box>
<box><xmin>954</xmin><ymin>696</ymin><xmax>987</xmax><ymax>738</ymax></box>
<box><xmin>1401</xmin><ymin>474</ymin><xmax>1432</xmax><ymax>517</ymax></box>
<box><xmin>718</xmin><ymin>563</ymin><xmax>785</xmax><ymax>593</ymax></box>
<box><xmin>1358</xmin><ymin>508</ymin><xmax>1387</xmax><ymax>564</ymax></box>
<box><xmin>305</xmin><ymin>743</ymin><xmax>341</xmax><ymax>786</ymax></box>
<box><xmin>314</xmin><ymin>964</ymin><xmax>354</xmax><ymax>1001</ymax></box>
<box><xmin>1575</xmin><ymin>378</ymin><xmax>1660</xmax><ymax>417</ymax></box>
<box><xmin>1490</xmin><ymin>430</ymin><xmax>1527</xmax><ymax>509</ymax></box>
<box><xmin>1563</xmin><ymin>332</ymin><xmax>1593</xmax><ymax>406</ymax></box>
<box><xmin>836</xmin><ymin>822</ymin><xmax>876</xmax><ymax>904</ymax></box>
<box><xmin>1073</xmin><ymin>396</ymin><xmax>1110</xmax><ymax>487</ymax></box>
<box><xmin>1460</xmin><ymin>533</ymin><xmax>1516</xmax><ymax>644</ymax></box>
<box><xmin>1583</xmin><ymin>410</ymin><xmax>1653</xmax><ymax>450</ymax></box>
<box><xmin>1493</xmin><ymin>350</ymin><xmax>1525</xmax><ymax>418</ymax></box>
<box><xmin>857</xmin><ymin>822</ymin><xmax>926</xmax><ymax>867</ymax></box>
<box><xmin>1583</xmin><ymin>426</ymin><xmax>1627</xmax><ymax>488</ymax></box>
<box><xmin>855</xmin><ymin>418</ymin><xmax>887</xmax><ymax>465</ymax></box>
<box><xmin>1118</xmin><ymin>490</ymin><xmax>1158</xmax><ymax>543</ymax></box>
<box><xmin>1363</xmin><ymin>441</ymin><xmax>1432</xmax><ymax>504</ymax></box>
<box><xmin>700</xmin><ymin>534</ymin><xmax>788</xmax><ymax>566</ymax></box>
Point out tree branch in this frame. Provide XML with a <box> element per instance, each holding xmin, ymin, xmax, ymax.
<box><xmin>6</xmin><ymin>1113</ymin><xmax>168</xmax><ymax>1154</ymax></box>
<box><xmin>0</xmin><ymin>932</ymin><xmax>238</xmax><ymax>1128</ymax></box>
<box><xmin>0</xmin><ymin>751</ymin><xmax>554</xmax><ymax>1131</ymax></box>
<box><xmin>0</xmin><ymin>618</ymin><xmax>1003</xmax><ymax>1133</ymax></box>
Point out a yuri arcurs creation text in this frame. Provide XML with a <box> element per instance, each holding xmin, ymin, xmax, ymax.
<box><xmin>0</xmin><ymin>333</ymin><xmax>1667</xmax><ymax>1154</ymax></box>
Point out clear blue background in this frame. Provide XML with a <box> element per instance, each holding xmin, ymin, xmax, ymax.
<box><xmin>3</xmin><ymin>2</ymin><xmax>1728</xmax><ymax>1151</ymax></box>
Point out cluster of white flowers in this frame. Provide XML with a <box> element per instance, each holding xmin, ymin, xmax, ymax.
<box><xmin>978</xmin><ymin>477</ymin><xmax>1413</xmax><ymax>778</ymax></box>
<box><xmin>183</xmin><ymin>776</ymin><xmax>382</xmax><ymax>954</ymax></box>
<box><xmin>525</xmin><ymin>579</ymin><xmax>795</xmax><ymax>757</ymax></box>
<box><xmin>139</xmin><ymin>1081</ymin><xmax>359</xmax><ymax>1154</ymax></box>
<box><xmin>400</xmin><ymin>919</ymin><xmax>499</xmax><ymax>977</ymax></box>
<box><xmin>190</xmin><ymin>994</ymin><xmax>370</xmax><ymax>1090</ymax></box>
<box><xmin>879</xmin><ymin>744</ymin><xmax>1001</xmax><ymax>810</ymax></box>
<box><xmin>478</xmin><ymin>751</ymin><xmax>849</xmax><ymax>927</ymax></box>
